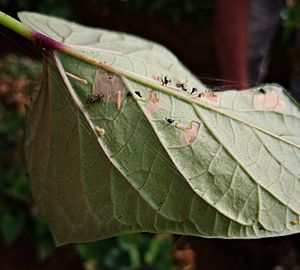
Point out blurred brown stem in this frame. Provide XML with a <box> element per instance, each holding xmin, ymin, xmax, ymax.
<box><xmin>213</xmin><ymin>0</ymin><xmax>250</xmax><ymax>89</ymax></box>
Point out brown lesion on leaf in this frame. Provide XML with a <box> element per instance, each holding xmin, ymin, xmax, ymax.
<box><xmin>144</xmin><ymin>90</ymin><xmax>164</xmax><ymax>114</ymax></box>
<box><xmin>177</xmin><ymin>121</ymin><xmax>201</xmax><ymax>145</ymax></box>
<box><xmin>200</xmin><ymin>91</ymin><xmax>222</xmax><ymax>105</ymax></box>
<box><xmin>92</xmin><ymin>69</ymin><xmax>126</xmax><ymax>110</ymax></box>
<box><xmin>253</xmin><ymin>88</ymin><xmax>286</xmax><ymax>111</ymax></box>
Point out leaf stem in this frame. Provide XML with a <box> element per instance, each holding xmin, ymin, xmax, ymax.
<box><xmin>0</xmin><ymin>11</ymin><xmax>33</xmax><ymax>40</ymax></box>
<box><xmin>0</xmin><ymin>12</ymin><xmax>181</xmax><ymax>96</ymax></box>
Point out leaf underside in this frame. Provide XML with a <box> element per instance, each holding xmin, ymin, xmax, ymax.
<box><xmin>20</xmin><ymin>12</ymin><xmax>300</xmax><ymax>245</ymax></box>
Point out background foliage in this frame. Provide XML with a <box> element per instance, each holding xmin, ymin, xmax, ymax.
<box><xmin>0</xmin><ymin>0</ymin><xmax>215</xmax><ymax>22</ymax></box>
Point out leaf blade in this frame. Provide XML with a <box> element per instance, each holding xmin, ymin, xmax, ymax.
<box><xmin>20</xmin><ymin>12</ymin><xmax>300</xmax><ymax>244</ymax></box>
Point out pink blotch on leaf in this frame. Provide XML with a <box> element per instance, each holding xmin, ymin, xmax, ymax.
<box><xmin>202</xmin><ymin>91</ymin><xmax>222</xmax><ymax>105</ymax></box>
<box><xmin>254</xmin><ymin>90</ymin><xmax>286</xmax><ymax>111</ymax></box>
<box><xmin>276</xmin><ymin>99</ymin><xmax>286</xmax><ymax>110</ymax></box>
<box><xmin>93</xmin><ymin>69</ymin><xmax>126</xmax><ymax>109</ymax></box>
<box><xmin>144</xmin><ymin>90</ymin><xmax>164</xmax><ymax>114</ymax></box>
<box><xmin>179</xmin><ymin>121</ymin><xmax>201</xmax><ymax>145</ymax></box>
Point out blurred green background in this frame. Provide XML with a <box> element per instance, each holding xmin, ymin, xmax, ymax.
<box><xmin>1</xmin><ymin>1</ymin><xmax>300</xmax><ymax>270</ymax></box>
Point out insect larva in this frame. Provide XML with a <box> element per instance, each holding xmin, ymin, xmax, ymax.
<box><xmin>116</xmin><ymin>90</ymin><xmax>122</xmax><ymax>110</ymax></box>
<box><xmin>66</xmin><ymin>72</ymin><xmax>88</xmax><ymax>85</ymax></box>
<box><xmin>290</xmin><ymin>220</ymin><xmax>299</xmax><ymax>226</ymax></box>
<box><xmin>95</xmin><ymin>126</ymin><xmax>105</xmax><ymax>137</ymax></box>
<box><xmin>85</xmin><ymin>94</ymin><xmax>104</xmax><ymax>104</ymax></box>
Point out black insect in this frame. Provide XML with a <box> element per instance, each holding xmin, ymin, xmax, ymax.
<box><xmin>258</xmin><ymin>88</ymin><xmax>266</xmax><ymax>94</ymax></box>
<box><xmin>198</xmin><ymin>93</ymin><xmax>202</xmax><ymax>98</ymax></box>
<box><xmin>191</xmin><ymin>87</ymin><xmax>197</xmax><ymax>94</ymax></box>
<box><xmin>165</xmin><ymin>117</ymin><xmax>175</xmax><ymax>124</ymax></box>
<box><xmin>161</xmin><ymin>75</ymin><xmax>172</xmax><ymax>86</ymax></box>
<box><xmin>176</xmin><ymin>83</ymin><xmax>187</xmax><ymax>91</ymax></box>
<box><xmin>127</xmin><ymin>92</ymin><xmax>132</xmax><ymax>98</ymax></box>
<box><xmin>135</xmin><ymin>91</ymin><xmax>142</xmax><ymax>98</ymax></box>
<box><xmin>85</xmin><ymin>94</ymin><xmax>104</xmax><ymax>104</ymax></box>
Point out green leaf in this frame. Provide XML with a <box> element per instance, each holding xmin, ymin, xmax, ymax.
<box><xmin>19</xmin><ymin>12</ymin><xmax>300</xmax><ymax>245</ymax></box>
<box><xmin>144</xmin><ymin>235</ymin><xmax>172</xmax><ymax>266</ymax></box>
<box><xmin>0</xmin><ymin>212</ymin><xmax>26</xmax><ymax>246</ymax></box>
<box><xmin>118</xmin><ymin>235</ymin><xmax>141</xmax><ymax>267</ymax></box>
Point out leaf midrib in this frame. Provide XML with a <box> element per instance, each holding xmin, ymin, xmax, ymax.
<box><xmin>24</xmin><ymin>13</ymin><xmax>300</xmax><ymax>149</ymax></box>
<box><xmin>125</xmin><ymin>72</ymin><xmax>300</xmax><ymax>149</ymax></box>
<box><xmin>59</xmin><ymin>43</ymin><xmax>300</xmax><ymax>150</ymax></box>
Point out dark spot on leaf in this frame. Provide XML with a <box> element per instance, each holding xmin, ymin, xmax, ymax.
<box><xmin>191</xmin><ymin>87</ymin><xmax>197</xmax><ymax>94</ymax></box>
<box><xmin>165</xmin><ymin>117</ymin><xmax>174</xmax><ymax>124</ymax></box>
<box><xmin>85</xmin><ymin>94</ymin><xmax>104</xmax><ymax>104</ymax></box>
<box><xmin>161</xmin><ymin>75</ymin><xmax>171</xmax><ymax>86</ymax></box>
<box><xmin>258</xmin><ymin>88</ymin><xmax>266</xmax><ymax>94</ymax></box>
<box><xmin>176</xmin><ymin>83</ymin><xmax>187</xmax><ymax>91</ymax></box>
<box><xmin>135</xmin><ymin>91</ymin><xmax>142</xmax><ymax>98</ymax></box>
